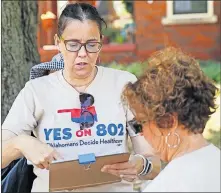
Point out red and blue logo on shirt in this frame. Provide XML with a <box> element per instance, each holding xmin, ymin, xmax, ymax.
<box><xmin>57</xmin><ymin>106</ymin><xmax>98</xmax><ymax>124</ymax></box>
<box><xmin>43</xmin><ymin>106</ymin><xmax>124</xmax><ymax>142</ymax></box>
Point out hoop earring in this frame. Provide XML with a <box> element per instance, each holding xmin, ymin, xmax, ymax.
<box><xmin>165</xmin><ymin>132</ymin><xmax>180</xmax><ymax>148</ymax></box>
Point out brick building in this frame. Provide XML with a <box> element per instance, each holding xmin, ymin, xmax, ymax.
<box><xmin>38</xmin><ymin>1</ymin><xmax>220</xmax><ymax>63</ymax></box>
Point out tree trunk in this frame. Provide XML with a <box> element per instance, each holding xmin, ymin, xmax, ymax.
<box><xmin>1</xmin><ymin>1</ymin><xmax>40</xmax><ymax>123</ymax></box>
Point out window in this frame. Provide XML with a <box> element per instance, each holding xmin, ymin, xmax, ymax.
<box><xmin>95</xmin><ymin>1</ymin><xmax>135</xmax><ymax>44</ymax></box>
<box><xmin>162</xmin><ymin>0</ymin><xmax>217</xmax><ymax>25</ymax></box>
<box><xmin>173</xmin><ymin>1</ymin><xmax>207</xmax><ymax>14</ymax></box>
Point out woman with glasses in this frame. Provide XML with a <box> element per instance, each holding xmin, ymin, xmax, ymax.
<box><xmin>2</xmin><ymin>3</ymin><xmax>160</xmax><ymax>192</ymax></box>
<box><xmin>122</xmin><ymin>47</ymin><xmax>220</xmax><ymax>192</ymax></box>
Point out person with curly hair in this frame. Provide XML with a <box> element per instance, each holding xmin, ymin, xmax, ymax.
<box><xmin>122</xmin><ymin>47</ymin><xmax>220</xmax><ymax>192</ymax></box>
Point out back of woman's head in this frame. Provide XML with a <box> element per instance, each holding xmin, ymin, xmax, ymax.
<box><xmin>122</xmin><ymin>47</ymin><xmax>218</xmax><ymax>134</ymax></box>
<box><xmin>57</xmin><ymin>3</ymin><xmax>106</xmax><ymax>38</ymax></box>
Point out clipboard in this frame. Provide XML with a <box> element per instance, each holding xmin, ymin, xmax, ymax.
<box><xmin>49</xmin><ymin>152</ymin><xmax>130</xmax><ymax>191</ymax></box>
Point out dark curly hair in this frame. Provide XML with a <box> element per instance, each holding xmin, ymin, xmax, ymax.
<box><xmin>122</xmin><ymin>47</ymin><xmax>218</xmax><ymax>134</ymax></box>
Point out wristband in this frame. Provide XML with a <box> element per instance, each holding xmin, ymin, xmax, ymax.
<box><xmin>134</xmin><ymin>154</ymin><xmax>153</xmax><ymax>176</ymax></box>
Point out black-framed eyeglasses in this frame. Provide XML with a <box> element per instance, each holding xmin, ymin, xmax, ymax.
<box><xmin>60</xmin><ymin>36</ymin><xmax>102</xmax><ymax>53</ymax></box>
<box><xmin>79</xmin><ymin>93</ymin><xmax>96</xmax><ymax>130</ymax></box>
<box><xmin>127</xmin><ymin>118</ymin><xmax>146</xmax><ymax>134</ymax></box>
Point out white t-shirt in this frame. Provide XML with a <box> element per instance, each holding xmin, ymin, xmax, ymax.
<box><xmin>2</xmin><ymin>66</ymin><xmax>139</xmax><ymax>192</ymax></box>
<box><xmin>143</xmin><ymin>144</ymin><xmax>220</xmax><ymax>192</ymax></box>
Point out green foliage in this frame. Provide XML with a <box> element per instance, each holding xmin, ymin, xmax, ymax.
<box><xmin>207</xmin><ymin>129</ymin><xmax>221</xmax><ymax>149</ymax></box>
<box><xmin>104</xmin><ymin>60</ymin><xmax>221</xmax><ymax>84</ymax></box>
<box><xmin>199</xmin><ymin>60</ymin><xmax>221</xmax><ymax>84</ymax></box>
<box><xmin>107</xmin><ymin>61</ymin><xmax>147</xmax><ymax>77</ymax></box>
<box><xmin>115</xmin><ymin>34</ymin><xmax>125</xmax><ymax>44</ymax></box>
<box><xmin>102</xmin><ymin>28</ymin><xmax>124</xmax><ymax>43</ymax></box>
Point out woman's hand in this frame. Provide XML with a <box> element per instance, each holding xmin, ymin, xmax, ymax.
<box><xmin>15</xmin><ymin>135</ymin><xmax>62</xmax><ymax>170</ymax></box>
<box><xmin>101</xmin><ymin>155</ymin><xmax>144</xmax><ymax>182</ymax></box>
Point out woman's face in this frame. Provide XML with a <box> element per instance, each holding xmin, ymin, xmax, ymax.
<box><xmin>57</xmin><ymin>19</ymin><xmax>101</xmax><ymax>79</ymax></box>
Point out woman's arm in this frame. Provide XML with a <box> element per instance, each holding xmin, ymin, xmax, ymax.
<box><xmin>2</xmin><ymin>130</ymin><xmax>23</xmax><ymax>168</ymax></box>
<box><xmin>1</xmin><ymin>80</ymin><xmax>63</xmax><ymax>170</ymax></box>
<box><xmin>2</xmin><ymin>130</ymin><xmax>62</xmax><ymax>170</ymax></box>
<box><xmin>130</xmin><ymin>135</ymin><xmax>161</xmax><ymax>180</ymax></box>
<box><xmin>101</xmin><ymin>135</ymin><xmax>161</xmax><ymax>182</ymax></box>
